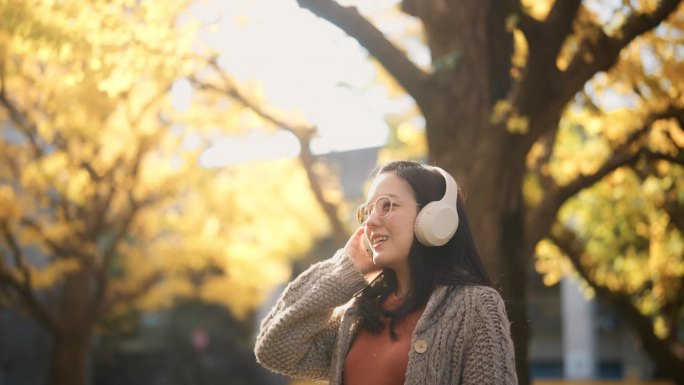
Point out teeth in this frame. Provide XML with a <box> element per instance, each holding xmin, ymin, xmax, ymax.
<box><xmin>374</xmin><ymin>236</ymin><xmax>388</xmax><ymax>243</ymax></box>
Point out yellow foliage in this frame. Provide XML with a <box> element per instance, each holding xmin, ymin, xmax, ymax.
<box><xmin>490</xmin><ymin>100</ymin><xmax>512</xmax><ymax>125</ymax></box>
<box><xmin>511</xmin><ymin>30</ymin><xmax>528</xmax><ymax>74</ymax></box>
<box><xmin>506</xmin><ymin>113</ymin><xmax>530</xmax><ymax>135</ymax></box>
<box><xmin>534</xmin><ymin>239</ymin><xmax>572</xmax><ymax>286</ymax></box>
<box><xmin>490</xmin><ymin>100</ymin><xmax>530</xmax><ymax>134</ymax></box>
<box><xmin>29</xmin><ymin>258</ymin><xmax>82</xmax><ymax>289</ymax></box>
<box><xmin>378</xmin><ymin>106</ymin><xmax>427</xmax><ymax>163</ymax></box>
<box><xmin>0</xmin><ymin>0</ymin><xmax>331</xmax><ymax>332</ymax></box>
<box><xmin>0</xmin><ymin>185</ymin><xmax>19</xmax><ymax>218</ymax></box>
<box><xmin>520</xmin><ymin>0</ymin><xmax>553</xmax><ymax>21</ymax></box>
<box><xmin>548</xmin><ymin>107</ymin><xmax>657</xmax><ymax>186</ymax></box>
<box><xmin>523</xmin><ymin>173</ymin><xmax>544</xmax><ymax>207</ymax></box>
<box><xmin>550</xmin><ymin>162</ymin><xmax>684</xmax><ymax>325</ymax></box>
<box><xmin>649</xmin><ymin>118</ymin><xmax>683</xmax><ymax>155</ymax></box>
<box><xmin>653</xmin><ymin>316</ymin><xmax>668</xmax><ymax>339</ymax></box>
<box><xmin>526</xmin><ymin>140</ymin><xmax>546</xmax><ymax>169</ymax></box>
<box><xmin>542</xmin><ymin>29</ymin><xmax>684</xmax><ymax>314</ymax></box>
<box><xmin>104</xmin><ymin>159</ymin><xmax>329</xmax><ymax>319</ymax></box>
<box><xmin>397</xmin><ymin>121</ymin><xmax>421</xmax><ymax>144</ymax></box>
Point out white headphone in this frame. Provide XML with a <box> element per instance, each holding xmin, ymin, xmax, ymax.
<box><xmin>414</xmin><ymin>166</ymin><xmax>459</xmax><ymax>247</ymax></box>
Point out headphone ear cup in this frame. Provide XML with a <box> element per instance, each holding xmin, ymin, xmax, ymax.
<box><xmin>414</xmin><ymin>201</ymin><xmax>459</xmax><ymax>247</ymax></box>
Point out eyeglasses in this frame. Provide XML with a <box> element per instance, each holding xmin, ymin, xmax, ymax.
<box><xmin>357</xmin><ymin>196</ymin><xmax>423</xmax><ymax>224</ymax></box>
<box><xmin>357</xmin><ymin>196</ymin><xmax>395</xmax><ymax>224</ymax></box>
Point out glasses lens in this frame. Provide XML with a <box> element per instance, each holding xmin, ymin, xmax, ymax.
<box><xmin>357</xmin><ymin>196</ymin><xmax>393</xmax><ymax>224</ymax></box>
<box><xmin>377</xmin><ymin>196</ymin><xmax>392</xmax><ymax>217</ymax></box>
<box><xmin>357</xmin><ymin>204</ymin><xmax>366</xmax><ymax>224</ymax></box>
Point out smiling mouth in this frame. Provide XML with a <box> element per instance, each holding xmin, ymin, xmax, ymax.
<box><xmin>372</xmin><ymin>236</ymin><xmax>388</xmax><ymax>248</ymax></box>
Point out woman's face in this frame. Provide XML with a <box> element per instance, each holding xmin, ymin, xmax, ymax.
<box><xmin>363</xmin><ymin>172</ymin><xmax>419</xmax><ymax>272</ymax></box>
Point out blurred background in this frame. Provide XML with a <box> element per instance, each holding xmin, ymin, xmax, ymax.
<box><xmin>0</xmin><ymin>0</ymin><xmax>682</xmax><ymax>384</ymax></box>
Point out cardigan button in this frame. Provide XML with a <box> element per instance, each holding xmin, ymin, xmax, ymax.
<box><xmin>413</xmin><ymin>339</ymin><xmax>428</xmax><ymax>353</ymax></box>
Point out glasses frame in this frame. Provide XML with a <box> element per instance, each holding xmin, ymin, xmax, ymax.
<box><xmin>357</xmin><ymin>195</ymin><xmax>392</xmax><ymax>224</ymax></box>
<box><xmin>357</xmin><ymin>195</ymin><xmax>421</xmax><ymax>224</ymax></box>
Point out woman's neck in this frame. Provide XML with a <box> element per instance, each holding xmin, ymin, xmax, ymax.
<box><xmin>393</xmin><ymin>268</ymin><xmax>411</xmax><ymax>298</ymax></box>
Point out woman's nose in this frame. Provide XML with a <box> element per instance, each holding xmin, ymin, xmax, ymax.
<box><xmin>365</xmin><ymin>208</ymin><xmax>382</xmax><ymax>226</ymax></box>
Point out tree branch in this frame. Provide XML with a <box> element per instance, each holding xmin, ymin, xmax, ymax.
<box><xmin>1</xmin><ymin>61</ymin><xmax>80</xmax><ymax>226</ymax></box>
<box><xmin>92</xmin><ymin>129</ymin><xmax>166</xmax><ymax>316</ymax></box>
<box><xmin>99</xmin><ymin>272</ymin><xmax>163</xmax><ymax>314</ymax></box>
<box><xmin>562</xmin><ymin>0</ymin><xmax>683</xmax><ymax>102</ymax></box>
<box><xmin>190</xmin><ymin>62</ymin><xmax>350</xmax><ymax>246</ymax></box>
<box><xmin>0</xmin><ymin>271</ymin><xmax>58</xmax><ymax>334</ymax></box>
<box><xmin>92</xmin><ymin>193</ymin><xmax>145</xmax><ymax>317</ymax></box>
<box><xmin>528</xmin><ymin>125</ymin><xmax>560</xmax><ymax>192</ymax></box>
<box><xmin>517</xmin><ymin>10</ymin><xmax>543</xmax><ymax>41</ymax></box>
<box><xmin>0</xmin><ymin>233</ymin><xmax>58</xmax><ymax>334</ymax></box>
<box><xmin>526</xmin><ymin>106</ymin><xmax>684</xmax><ymax>247</ymax></box>
<box><xmin>0</xmin><ymin>63</ymin><xmax>44</xmax><ymax>160</ymax></box>
<box><xmin>664</xmin><ymin>277</ymin><xmax>684</xmax><ymax>346</ymax></box>
<box><xmin>634</xmin><ymin>167</ymin><xmax>684</xmax><ymax>344</ymax></box>
<box><xmin>126</xmin><ymin>81</ymin><xmax>173</xmax><ymax>133</ymax></box>
<box><xmin>644</xmin><ymin>149</ymin><xmax>684</xmax><ymax>164</ymax></box>
<box><xmin>539</xmin><ymin>0</ymin><xmax>583</xmax><ymax>58</ymax></box>
<box><xmin>296</xmin><ymin>0</ymin><xmax>430</xmax><ymax>101</ymax></box>
<box><xmin>297</xmin><ymin>133</ymin><xmax>349</xmax><ymax>248</ymax></box>
<box><xmin>1</xmin><ymin>221</ymin><xmax>33</xmax><ymax>289</ymax></box>
<box><xmin>504</xmin><ymin>2</ymin><xmax>582</xmax><ymax>151</ymax></box>
<box><xmin>663</xmin><ymin>191</ymin><xmax>684</xmax><ymax>235</ymax></box>
<box><xmin>528</xmin><ymin>148</ymin><xmax>683</xmax><ymax>249</ymax></box>
<box><xmin>191</xmin><ymin>59</ymin><xmax>315</xmax><ymax>136</ymax></box>
<box><xmin>527</xmin><ymin>150</ymin><xmax>639</xmax><ymax>248</ymax></box>
<box><xmin>549</xmin><ymin>223</ymin><xmax>684</xmax><ymax>381</ymax></box>
<box><xmin>19</xmin><ymin>218</ymin><xmax>87</xmax><ymax>261</ymax></box>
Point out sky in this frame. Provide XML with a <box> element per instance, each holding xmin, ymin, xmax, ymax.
<box><xmin>182</xmin><ymin>0</ymin><xmax>419</xmax><ymax>167</ymax></box>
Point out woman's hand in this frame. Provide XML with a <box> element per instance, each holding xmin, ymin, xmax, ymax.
<box><xmin>345</xmin><ymin>226</ymin><xmax>382</xmax><ymax>281</ymax></box>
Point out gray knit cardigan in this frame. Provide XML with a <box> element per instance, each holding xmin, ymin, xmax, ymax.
<box><xmin>255</xmin><ymin>249</ymin><xmax>518</xmax><ymax>385</ymax></box>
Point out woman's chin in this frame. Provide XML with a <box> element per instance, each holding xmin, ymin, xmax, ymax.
<box><xmin>371</xmin><ymin>253</ymin><xmax>390</xmax><ymax>268</ymax></box>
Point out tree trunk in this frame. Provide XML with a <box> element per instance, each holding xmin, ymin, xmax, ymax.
<box><xmin>48</xmin><ymin>329</ymin><xmax>91</xmax><ymax>385</ymax></box>
<box><xmin>47</xmin><ymin>269</ymin><xmax>95</xmax><ymax>385</ymax></box>
<box><xmin>500</xmin><ymin>202</ymin><xmax>530</xmax><ymax>385</ymax></box>
<box><xmin>428</xmin><ymin>107</ymin><xmax>531</xmax><ymax>384</ymax></box>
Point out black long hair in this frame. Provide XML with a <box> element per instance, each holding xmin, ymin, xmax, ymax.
<box><xmin>356</xmin><ymin>161</ymin><xmax>491</xmax><ymax>339</ymax></box>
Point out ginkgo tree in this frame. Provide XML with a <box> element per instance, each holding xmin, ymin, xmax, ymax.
<box><xmin>272</xmin><ymin>0</ymin><xmax>684</xmax><ymax>383</ymax></box>
<box><xmin>535</xmin><ymin>104</ymin><xmax>684</xmax><ymax>380</ymax></box>
<box><xmin>0</xmin><ymin>2</ymin><xmax>326</xmax><ymax>385</ymax></box>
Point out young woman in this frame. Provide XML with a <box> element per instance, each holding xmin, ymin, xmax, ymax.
<box><xmin>255</xmin><ymin>161</ymin><xmax>517</xmax><ymax>385</ymax></box>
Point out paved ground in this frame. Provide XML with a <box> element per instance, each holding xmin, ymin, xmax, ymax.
<box><xmin>291</xmin><ymin>380</ymin><xmax>674</xmax><ymax>385</ymax></box>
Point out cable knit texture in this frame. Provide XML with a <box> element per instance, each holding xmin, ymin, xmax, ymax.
<box><xmin>255</xmin><ymin>249</ymin><xmax>518</xmax><ymax>385</ymax></box>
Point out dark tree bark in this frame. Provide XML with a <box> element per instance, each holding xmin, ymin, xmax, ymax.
<box><xmin>48</xmin><ymin>329</ymin><xmax>92</xmax><ymax>385</ymax></box>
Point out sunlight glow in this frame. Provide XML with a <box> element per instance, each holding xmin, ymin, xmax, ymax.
<box><xmin>200</xmin><ymin>130</ymin><xmax>300</xmax><ymax>167</ymax></box>
<box><xmin>187</xmin><ymin>0</ymin><xmax>412</xmax><ymax>166</ymax></box>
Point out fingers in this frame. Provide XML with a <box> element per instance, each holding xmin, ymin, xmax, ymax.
<box><xmin>345</xmin><ymin>226</ymin><xmax>365</xmax><ymax>250</ymax></box>
<box><xmin>355</xmin><ymin>227</ymin><xmax>372</xmax><ymax>256</ymax></box>
<box><xmin>353</xmin><ymin>225</ymin><xmax>365</xmax><ymax>239</ymax></box>
<box><xmin>345</xmin><ymin>226</ymin><xmax>381</xmax><ymax>281</ymax></box>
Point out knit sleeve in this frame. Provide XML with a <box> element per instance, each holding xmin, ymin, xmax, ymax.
<box><xmin>254</xmin><ymin>248</ymin><xmax>366</xmax><ymax>381</ymax></box>
<box><xmin>459</xmin><ymin>287</ymin><xmax>518</xmax><ymax>385</ymax></box>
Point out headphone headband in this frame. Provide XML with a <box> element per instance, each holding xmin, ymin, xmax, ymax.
<box><xmin>431</xmin><ymin>166</ymin><xmax>458</xmax><ymax>207</ymax></box>
<box><xmin>413</xmin><ymin>165</ymin><xmax>460</xmax><ymax>246</ymax></box>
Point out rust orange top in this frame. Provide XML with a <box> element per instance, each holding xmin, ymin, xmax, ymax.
<box><xmin>343</xmin><ymin>294</ymin><xmax>426</xmax><ymax>385</ymax></box>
